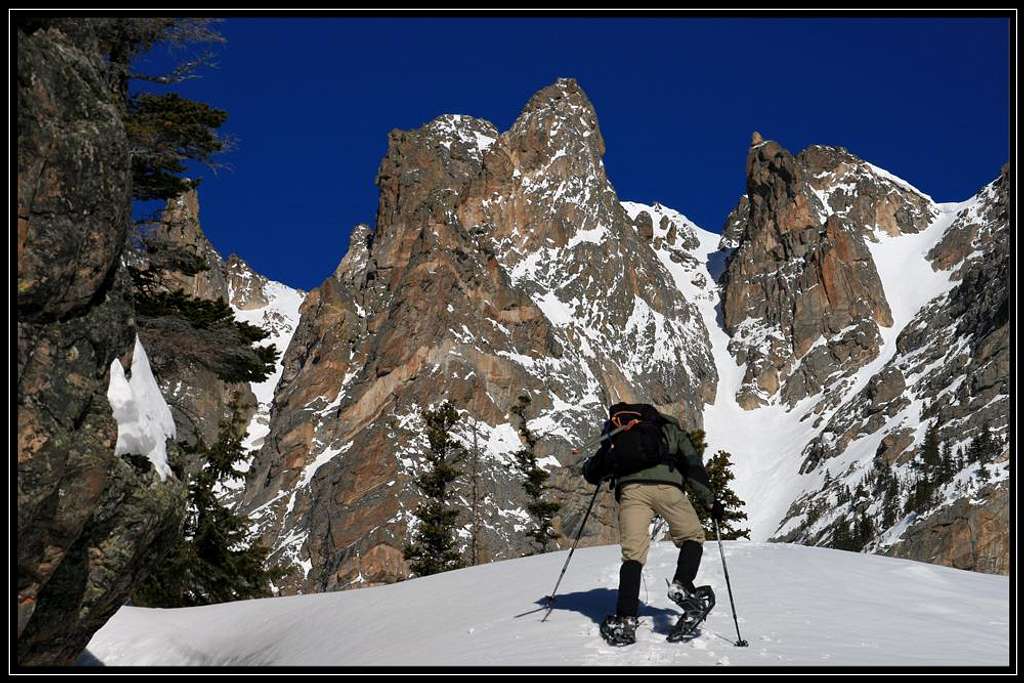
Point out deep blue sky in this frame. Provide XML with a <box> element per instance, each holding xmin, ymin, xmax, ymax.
<box><xmin>136</xmin><ymin>17</ymin><xmax>1010</xmax><ymax>292</ymax></box>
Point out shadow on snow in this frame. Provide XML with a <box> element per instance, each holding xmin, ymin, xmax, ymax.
<box><xmin>518</xmin><ymin>588</ymin><xmax>680</xmax><ymax>636</ymax></box>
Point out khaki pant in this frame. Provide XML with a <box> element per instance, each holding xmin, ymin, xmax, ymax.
<box><xmin>619</xmin><ymin>483</ymin><xmax>706</xmax><ymax>565</ymax></box>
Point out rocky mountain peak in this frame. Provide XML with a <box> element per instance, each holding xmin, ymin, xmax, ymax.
<box><xmin>722</xmin><ymin>137</ymin><xmax>898</xmax><ymax>409</ymax></box>
<box><xmin>750</xmin><ymin>130</ymin><xmax>764</xmax><ymax>146</ymax></box>
<box><xmin>744</xmin><ymin>136</ymin><xmax>821</xmax><ymax>233</ymax></box>
<box><xmin>799</xmin><ymin>144</ymin><xmax>935</xmax><ymax>236</ymax></box>
<box><xmin>142</xmin><ymin>187</ymin><xmax>229</xmax><ymax>302</ymax></box>
<box><xmin>224</xmin><ymin>253</ymin><xmax>270</xmax><ymax>311</ymax></box>
<box><xmin>508</xmin><ymin>77</ymin><xmax>605</xmax><ymax>166</ymax></box>
<box><xmin>420</xmin><ymin>114</ymin><xmax>499</xmax><ymax>158</ymax></box>
<box><xmin>238</xmin><ymin>78</ymin><xmax>717</xmax><ymax>592</ymax></box>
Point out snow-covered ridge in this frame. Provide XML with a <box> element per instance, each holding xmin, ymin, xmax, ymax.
<box><xmin>84</xmin><ymin>541</ymin><xmax>1008</xmax><ymax>666</ymax></box>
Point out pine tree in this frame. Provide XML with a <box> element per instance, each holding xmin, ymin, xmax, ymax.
<box><xmin>882</xmin><ymin>472</ymin><xmax>900</xmax><ymax>528</ymax></box>
<box><xmin>921</xmin><ymin>423</ymin><xmax>941</xmax><ymax>472</ymax></box>
<box><xmin>508</xmin><ymin>394</ymin><xmax>561</xmax><ymax>554</ymax></box>
<box><xmin>805</xmin><ymin>497</ymin><xmax>826</xmax><ymax>527</ymax></box>
<box><xmin>466</xmin><ymin>420</ymin><xmax>488</xmax><ymax>566</ymax></box>
<box><xmin>133</xmin><ymin>401</ymin><xmax>281</xmax><ymax>606</ymax></box>
<box><xmin>685</xmin><ymin>437</ymin><xmax>750</xmax><ymax>540</ymax></box>
<box><xmin>403</xmin><ymin>401</ymin><xmax>467</xmax><ymax>577</ymax></box>
<box><xmin>903</xmin><ymin>473</ymin><xmax>919</xmax><ymax>515</ymax></box>
<box><xmin>854</xmin><ymin>481</ymin><xmax>868</xmax><ymax>505</ymax></box>
<box><xmin>126</xmin><ymin>93</ymin><xmax>229</xmax><ymax>200</ymax></box>
<box><xmin>830</xmin><ymin>517</ymin><xmax>856</xmax><ymax>551</ymax></box>
<box><xmin>836</xmin><ymin>484</ymin><xmax>852</xmax><ymax>505</ymax></box>
<box><xmin>856</xmin><ymin>512</ymin><xmax>875</xmax><ymax>549</ymax></box>
<box><xmin>130</xmin><ymin>285</ymin><xmax>280</xmax><ymax>385</ymax></box>
<box><xmin>688</xmin><ymin>429</ymin><xmax>708</xmax><ymax>457</ymax></box>
<box><xmin>975</xmin><ymin>422</ymin><xmax>997</xmax><ymax>464</ymax></box>
<box><xmin>966</xmin><ymin>429</ymin><xmax>985</xmax><ymax>465</ymax></box>
<box><xmin>904</xmin><ymin>425</ymin><xmax>944</xmax><ymax>515</ymax></box>
<box><xmin>101</xmin><ymin>17</ymin><xmax>231</xmax><ymax>202</ymax></box>
<box><xmin>872</xmin><ymin>458</ymin><xmax>900</xmax><ymax>529</ymax></box>
<box><xmin>976</xmin><ymin>461</ymin><xmax>990</xmax><ymax>485</ymax></box>
<box><xmin>937</xmin><ymin>441</ymin><xmax>955</xmax><ymax>487</ymax></box>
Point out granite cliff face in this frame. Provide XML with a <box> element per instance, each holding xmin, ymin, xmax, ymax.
<box><xmin>16</xmin><ymin>23</ymin><xmax>187</xmax><ymax>666</ymax></box>
<box><xmin>239</xmin><ymin>80</ymin><xmax>718</xmax><ymax>592</ymax></box>
<box><xmin>16</xmin><ymin>20</ymin><xmax>302</xmax><ymax>663</ymax></box>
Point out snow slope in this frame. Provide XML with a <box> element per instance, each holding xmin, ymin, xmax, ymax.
<box><xmin>83</xmin><ymin>542</ymin><xmax>1008</xmax><ymax>666</ymax></box>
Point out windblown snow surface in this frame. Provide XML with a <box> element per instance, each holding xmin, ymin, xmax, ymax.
<box><xmin>83</xmin><ymin>542</ymin><xmax>1007</xmax><ymax>666</ymax></box>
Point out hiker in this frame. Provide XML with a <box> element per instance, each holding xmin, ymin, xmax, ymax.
<box><xmin>577</xmin><ymin>402</ymin><xmax>724</xmax><ymax>646</ymax></box>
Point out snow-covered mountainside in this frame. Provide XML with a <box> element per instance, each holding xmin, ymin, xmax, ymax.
<box><xmin>236</xmin><ymin>78</ymin><xmax>718</xmax><ymax>593</ymax></box>
<box><xmin>626</xmin><ymin>161</ymin><xmax>1007</xmax><ymax>570</ymax></box>
<box><xmin>220</xmin><ymin>255</ymin><xmax>306</xmax><ymax>498</ymax></box>
<box><xmin>83</xmin><ymin>542</ymin><xmax>1009</xmax><ymax>666</ymax></box>
<box><xmin>230</xmin><ymin>81</ymin><xmax>1007</xmax><ymax>591</ymax></box>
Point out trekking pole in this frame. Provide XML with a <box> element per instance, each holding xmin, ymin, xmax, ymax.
<box><xmin>650</xmin><ymin>516</ymin><xmax>666</xmax><ymax>542</ymax></box>
<box><xmin>540</xmin><ymin>422</ymin><xmax>629</xmax><ymax>622</ymax></box>
<box><xmin>540</xmin><ymin>481</ymin><xmax>603</xmax><ymax>622</ymax></box>
<box><xmin>714</xmin><ymin>518</ymin><xmax>748</xmax><ymax>647</ymax></box>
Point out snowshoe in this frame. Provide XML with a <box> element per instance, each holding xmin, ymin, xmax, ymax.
<box><xmin>599</xmin><ymin>614</ymin><xmax>638</xmax><ymax>647</ymax></box>
<box><xmin>667</xmin><ymin>584</ymin><xmax>715</xmax><ymax>643</ymax></box>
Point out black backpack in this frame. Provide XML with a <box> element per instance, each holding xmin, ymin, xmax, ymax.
<box><xmin>605</xmin><ymin>402</ymin><xmax>671</xmax><ymax>477</ymax></box>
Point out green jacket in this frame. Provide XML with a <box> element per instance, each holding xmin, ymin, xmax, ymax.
<box><xmin>583</xmin><ymin>416</ymin><xmax>714</xmax><ymax>504</ymax></box>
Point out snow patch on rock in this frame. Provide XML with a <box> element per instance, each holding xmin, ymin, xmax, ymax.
<box><xmin>106</xmin><ymin>335</ymin><xmax>176</xmax><ymax>481</ymax></box>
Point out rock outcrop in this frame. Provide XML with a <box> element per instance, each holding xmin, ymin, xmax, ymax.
<box><xmin>719</xmin><ymin>138</ymin><xmax>918</xmax><ymax>410</ymax></box>
<box><xmin>16</xmin><ymin>23</ymin><xmax>187</xmax><ymax>666</ymax></box>
<box><xmin>884</xmin><ymin>482</ymin><xmax>1008</xmax><ymax>574</ymax></box>
<box><xmin>239</xmin><ymin>79</ymin><xmax>717</xmax><ymax>592</ymax></box>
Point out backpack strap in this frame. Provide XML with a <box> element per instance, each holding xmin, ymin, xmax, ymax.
<box><xmin>610</xmin><ymin>410</ymin><xmax>642</xmax><ymax>432</ymax></box>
